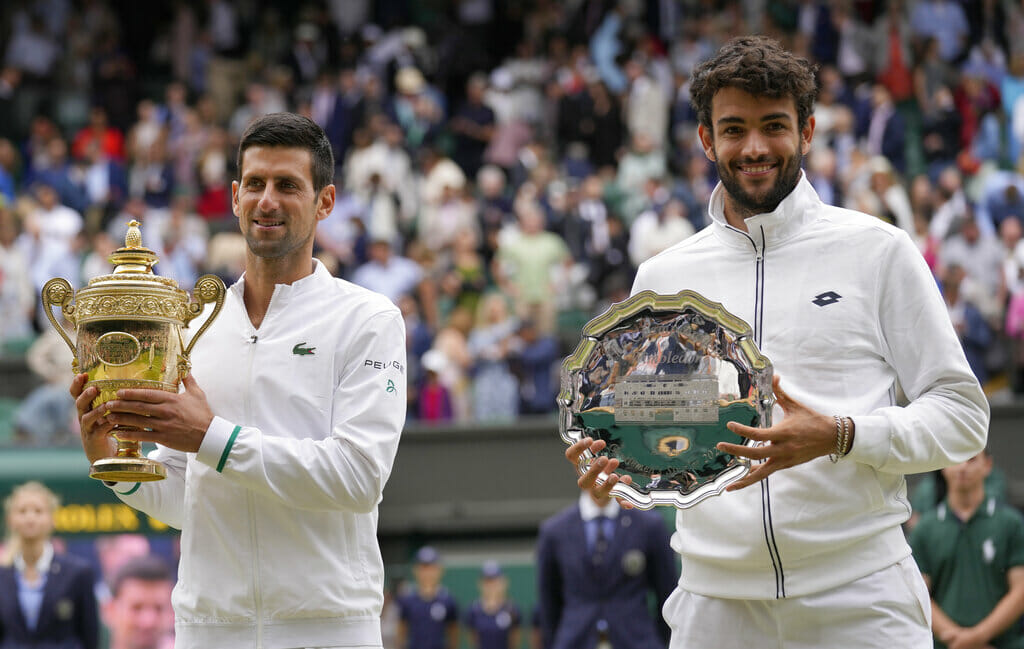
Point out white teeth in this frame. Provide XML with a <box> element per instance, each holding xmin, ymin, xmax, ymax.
<box><xmin>742</xmin><ymin>165</ymin><xmax>773</xmax><ymax>173</ymax></box>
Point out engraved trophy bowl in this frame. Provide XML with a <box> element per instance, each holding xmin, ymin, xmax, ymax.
<box><xmin>559</xmin><ymin>290</ymin><xmax>775</xmax><ymax>508</ymax></box>
<box><xmin>41</xmin><ymin>220</ymin><xmax>226</xmax><ymax>482</ymax></box>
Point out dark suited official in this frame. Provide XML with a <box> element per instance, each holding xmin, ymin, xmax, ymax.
<box><xmin>536</xmin><ymin>491</ymin><xmax>677</xmax><ymax>649</ymax></box>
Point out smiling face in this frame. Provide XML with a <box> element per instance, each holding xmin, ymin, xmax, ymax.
<box><xmin>698</xmin><ymin>87</ymin><xmax>814</xmax><ymax>228</ymax></box>
<box><xmin>232</xmin><ymin>145</ymin><xmax>334</xmax><ymax>277</ymax></box>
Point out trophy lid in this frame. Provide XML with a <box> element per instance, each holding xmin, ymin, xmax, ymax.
<box><xmin>83</xmin><ymin>219</ymin><xmax>179</xmax><ymax>293</ymax></box>
<box><xmin>108</xmin><ymin>220</ymin><xmax>159</xmax><ymax>275</ymax></box>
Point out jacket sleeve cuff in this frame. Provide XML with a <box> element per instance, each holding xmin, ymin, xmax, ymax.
<box><xmin>844</xmin><ymin>414</ymin><xmax>891</xmax><ymax>468</ymax></box>
<box><xmin>197</xmin><ymin>416</ymin><xmax>242</xmax><ymax>473</ymax></box>
<box><xmin>106</xmin><ymin>481</ymin><xmax>142</xmax><ymax>496</ymax></box>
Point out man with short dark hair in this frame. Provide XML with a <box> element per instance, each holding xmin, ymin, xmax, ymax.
<box><xmin>72</xmin><ymin>112</ymin><xmax>407</xmax><ymax>649</ymax></box>
<box><xmin>103</xmin><ymin>555</ymin><xmax>174</xmax><ymax>649</ymax></box>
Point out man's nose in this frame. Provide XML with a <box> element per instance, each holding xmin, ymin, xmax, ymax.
<box><xmin>742</xmin><ymin>130</ymin><xmax>771</xmax><ymax>158</ymax></box>
<box><xmin>257</xmin><ymin>185</ymin><xmax>280</xmax><ymax>212</ymax></box>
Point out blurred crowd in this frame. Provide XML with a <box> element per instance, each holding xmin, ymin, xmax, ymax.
<box><xmin>3</xmin><ymin>0</ymin><xmax>1024</xmax><ymax>443</ymax></box>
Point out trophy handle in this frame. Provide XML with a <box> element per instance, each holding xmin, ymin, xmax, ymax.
<box><xmin>40</xmin><ymin>277</ymin><xmax>80</xmax><ymax>374</ymax></box>
<box><xmin>179</xmin><ymin>274</ymin><xmax>227</xmax><ymax>379</ymax></box>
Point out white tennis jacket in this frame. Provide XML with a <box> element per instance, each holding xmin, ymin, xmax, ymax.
<box><xmin>109</xmin><ymin>260</ymin><xmax>407</xmax><ymax>648</ymax></box>
<box><xmin>632</xmin><ymin>174</ymin><xmax>989</xmax><ymax>600</ymax></box>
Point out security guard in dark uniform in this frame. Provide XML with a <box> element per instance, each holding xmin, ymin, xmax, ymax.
<box><xmin>536</xmin><ymin>492</ymin><xmax>677</xmax><ymax>649</ymax></box>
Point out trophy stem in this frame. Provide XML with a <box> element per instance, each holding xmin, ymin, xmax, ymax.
<box><xmin>89</xmin><ymin>430</ymin><xmax>167</xmax><ymax>482</ymax></box>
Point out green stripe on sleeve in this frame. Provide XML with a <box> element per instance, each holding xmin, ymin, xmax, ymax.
<box><xmin>118</xmin><ymin>482</ymin><xmax>141</xmax><ymax>496</ymax></box>
<box><xmin>217</xmin><ymin>425</ymin><xmax>241</xmax><ymax>473</ymax></box>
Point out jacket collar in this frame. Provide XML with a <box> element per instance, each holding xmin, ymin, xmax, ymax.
<box><xmin>578</xmin><ymin>491</ymin><xmax>620</xmax><ymax>521</ymax></box>
<box><xmin>708</xmin><ymin>171</ymin><xmax>822</xmax><ymax>251</ymax></box>
<box><xmin>230</xmin><ymin>258</ymin><xmax>333</xmax><ymax>307</ymax></box>
<box><xmin>13</xmin><ymin>541</ymin><xmax>53</xmax><ymax>578</ymax></box>
<box><xmin>937</xmin><ymin>495</ymin><xmax>998</xmax><ymax>522</ymax></box>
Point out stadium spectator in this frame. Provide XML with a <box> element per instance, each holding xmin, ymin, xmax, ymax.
<box><xmin>941</xmin><ymin>212</ymin><xmax>1005</xmax><ymax>323</ymax></box>
<box><xmin>0</xmin><ymin>205</ymin><xmax>34</xmax><ymax>351</ymax></box>
<box><xmin>910</xmin><ymin>0</ymin><xmax>971</xmax><ymax>64</ymax></box>
<box><xmin>920</xmin><ymin>84</ymin><xmax>964</xmax><ymax>180</ymax></box>
<box><xmin>909</xmin><ymin>449</ymin><xmax>1024</xmax><ymax>649</ymax></box>
<box><xmin>450</xmin><ymin>73</ymin><xmax>496</xmax><ymax>180</ymax></box>
<box><xmin>19</xmin><ymin>181</ymin><xmax>83</xmax><ymax>327</ymax></box>
<box><xmin>351</xmin><ymin>236</ymin><xmax>425</xmax><ymax>304</ymax></box>
<box><xmin>101</xmin><ymin>555</ymin><xmax>174</xmax><ymax>649</ymax></box>
<box><xmin>417</xmin><ymin>349</ymin><xmax>454</xmax><ymax>422</ymax></box>
<box><xmin>628</xmin><ymin>196</ymin><xmax>695</xmax><ymax>267</ymax></box>
<box><xmin>92</xmin><ymin>533</ymin><xmax>152</xmax><ymax>605</ymax></box>
<box><xmin>943</xmin><ymin>262</ymin><xmax>995</xmax><ymax>385</ymax></box>
<box><xmin>493</xmin><ymin>199</ymin><xmax>571</xmax><ymax>336</ymax></box>
<box><xmin>71</xmin><ymin>106</ymin><xmax>124</xmax><ymax>163</ymax></box>
<box><xmin>864</xmin><ymin>83</ymin><xmax>906</xmax><ymax>174</ymax></box>
<box><xmin>467</xmin><ymin>292</ymin><xmax>520</xmax><ymax>421</ymax></box>
<box><xmin>871</xmin><ymin>0</ymin><xmax>915</xmax><ymax>105</ymax></box>
<box><xmin>12</xmin><ymin>320</ymin><xmax>75</xmax><ymax>446</ymax></box>
<box><xmin>510</xmin><ymin>318</ymin><xmax>561</xmax><ymax>416</ymax></box>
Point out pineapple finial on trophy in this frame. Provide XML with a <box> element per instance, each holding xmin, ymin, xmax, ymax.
<box><xmin>125</xmin><ymin>219</ymin><xmax>143</xmax><ymax>248</ymax></box>
<box><xmin>110</xmin><ymin>220</ymin><xmax>158</xmax><ymax>275</ymax></box>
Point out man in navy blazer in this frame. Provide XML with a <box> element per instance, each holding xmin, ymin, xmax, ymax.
<box><xmin>536</xmin><ymin>491</ymin><xmax>677</xmax><ymax>649</ymax></box>
<box><xmin>0</xmin><ymin>549</ymin><xmax>99</xmax><ymax>649</ymax></box>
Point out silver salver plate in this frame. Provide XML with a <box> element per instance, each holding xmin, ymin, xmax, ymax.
<box><xmin>559</xmin><ymin>290</ymin><xmax>775</xmax><ymax>508</ymax></box>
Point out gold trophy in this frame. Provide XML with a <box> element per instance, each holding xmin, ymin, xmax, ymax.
<box><xmin>41</xmin><ymin>220</ymin><xmax>226</xmax><ymax>482</ymax></box>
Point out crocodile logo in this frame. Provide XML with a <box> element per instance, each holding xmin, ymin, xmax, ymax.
<box><xmin>292</xmin><ymin>343</ymin><xmax>316</xmax><ymax>356</ymax></box>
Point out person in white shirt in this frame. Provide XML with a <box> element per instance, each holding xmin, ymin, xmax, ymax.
<box><xmin>568</xmin><ymin>36</ymin><xmax>988</xmax><ymax>649</ymax></box>
<box><xmin>71</xmin><ymin>113</ymin><xmax>406</xmax><ymax>649</ymax></box>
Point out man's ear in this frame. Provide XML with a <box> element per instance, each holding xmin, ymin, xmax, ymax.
<box><xmin>316</xmin><ymin>184</ymin><xmax>336</xmax><ymax>222</ymax></box>
<box><xmin>698</xmin><ymin>124</ymin><xmax>715</xmax><ymax>162</ymax></box>
<box><xmin>231</xmin><ymin>180</ymin><xmax>240</xmax><ymax>219</ymax></box>
<box><xmin>800</xmin><ymin>115</ymin><xmax>816</xmax><ymax>156</ymax></box>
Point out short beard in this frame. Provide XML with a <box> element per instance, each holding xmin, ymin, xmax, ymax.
<box><xmin>716</xmin><ymin>150</ymin><xmax>804</xmax><ymax>221</ymax></box>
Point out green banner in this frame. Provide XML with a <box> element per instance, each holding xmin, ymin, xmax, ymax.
<box><xmin>0</xmin><ymin>448</ymin><xmax>176</xmax><ymax>537</ymax></box>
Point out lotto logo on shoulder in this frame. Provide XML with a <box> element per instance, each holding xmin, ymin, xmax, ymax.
<box><xmin>364</xmin><ymin>358</ymin><xmax>405</xmax><ymax>373</ymax></box>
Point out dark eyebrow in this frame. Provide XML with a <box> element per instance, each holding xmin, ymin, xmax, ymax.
<box><xmin>716</xmin><ymin>113</ymin><xmax>793</xmax><ymax>126</ymax></box>
<box><xmin>242</xmin><ymin>173</ymin><xmax>304</xmax><ymax>184</ymax></box>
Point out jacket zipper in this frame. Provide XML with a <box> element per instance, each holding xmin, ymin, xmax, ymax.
<box><xmin>245</xmin><ymin>331</ymin><xmax>265</xmax><ymax>646</ymax></box>
<box><xmin>733</xmin><ymin>223</ymin><xmax>786</xmax><ymax>598</ymax></box>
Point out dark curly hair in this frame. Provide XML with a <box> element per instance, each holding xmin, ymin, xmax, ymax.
<box><xmin>689</xmin><ymin>36</ymin><xmax>819</xmax><ymax>132</ymax></box>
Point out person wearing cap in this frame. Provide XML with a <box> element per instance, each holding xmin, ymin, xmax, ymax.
<box><xmin>536</xmin><ymin>491</ymin><xmax>677</xmax><ymax>649</ymax></box>
<box><xmin>397</xmin><ymin>547</ymin><xmax>458</xmax><ymax>649</ymax></box>
<box><xmin>350</xmin><ymin>236</ymin><xmax>424</xmax><ymax>303</ymax></box>
<box><xmin>463</xmin><ymin>561</ymin><xmax>521</xmax><ymax>649</ymax></box>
